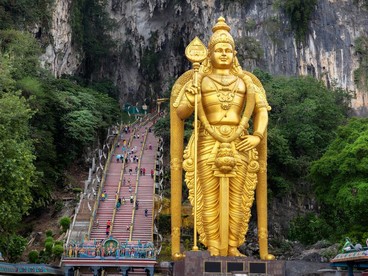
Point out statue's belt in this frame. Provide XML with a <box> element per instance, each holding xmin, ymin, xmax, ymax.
<box><xmin>199</xmin><ymin>124</ymin><xmax>248</xmax><ymax>138</ymax></box>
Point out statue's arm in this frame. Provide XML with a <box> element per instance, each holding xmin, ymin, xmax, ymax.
<box><xmin>236</xmin><ymin>84</ymin><xmax>269</xmax><ymax>152</ymax></box>
<box><xmin>176</xmin><ymin>81</ymin><xmax>196</xmax><ymax>120</ymax></box>
<box><xmin>252</xmin><ymin>90</ymin><xmax>269</xmax><ymax>139</ymax></box>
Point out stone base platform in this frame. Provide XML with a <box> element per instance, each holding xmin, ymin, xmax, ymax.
<box><xmin>173</xmin><ymin>251</ymin><xmax>285</xmax><ymax>276</ymax></box>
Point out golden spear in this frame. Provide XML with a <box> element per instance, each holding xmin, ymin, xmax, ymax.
<box><xmin>185</xmin><ymin>37</ymin><xmax>208</xmax><ymax>251</ymax></box>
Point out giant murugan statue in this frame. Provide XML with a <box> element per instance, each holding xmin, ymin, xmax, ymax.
<box><xmin>170</xmin><ymin>17</ymin><xmax>274</xmax><ymax>260</ymax></box>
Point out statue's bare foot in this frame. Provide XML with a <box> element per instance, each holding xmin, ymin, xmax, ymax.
<box><xmin>208</xmin><ymin>246</ymin><xmax>220</xmax><ymax>256</ymax></box>
<box><xmin>172</xmin><ymin>252</ymin><xmax>184</xmax><ymax>260</ymax></box>
<box><xmin>261</xmin><ymin>253</ymin><xmax>275</xmax><ymax>260</ymax></box>
<box><xmin>228</xmin><ymin>247</ymin><xmax>246</xmax><ymax>257</ymax></box>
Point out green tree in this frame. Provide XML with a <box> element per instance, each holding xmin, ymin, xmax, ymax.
<box><xmin>51</xmin><ymin>80</ymin><xmax>120</xmax><ymax>163</ymax></box>
<box><xmin>255</xmin><ymin>71</ymin><xmax>351</xmax><ymax>197</ymax></box>
<box><xmin>0</xmin><ymin>92</ymin><xmax>36</xmax><ymax>232</ymax></box>
<box><xmin>0</xmin><ymin>0</ymin><xmax>52</xmax><ymax>30</ymax></box>
<box><xmin>0</xmin><ymin>54</ymin><xmax>16</xmax><ymax>92</ymax></box>
<box><xmin>0</xmin><ymin>30</ymin><xmax>42</xmax><ymax>80</ymax></box>
<box><xmin>310</xmin><ymin>118</ymin><xmax>368</xmax><ymax>239</ymax></box>
<box><xmin>0</xmin><ymin>234</ymin><xmax>27</xmax><ymax>262</ymax></box>
<box><xmin>62</xmin><ymin>109</ymin><xmax>100</xmax><ymax>146</ymax></box>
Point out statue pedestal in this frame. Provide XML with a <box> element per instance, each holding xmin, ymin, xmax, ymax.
<box><xmin>173</xmin><ymin>251</ymin><xmax>285</xmax><ymax>276</ymax></box>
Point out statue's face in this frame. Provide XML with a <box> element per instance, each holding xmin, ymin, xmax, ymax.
<box><xmin>210</xmin><ymin>42</ymin><xmax>234</xmax><ymax>69</ymax></box>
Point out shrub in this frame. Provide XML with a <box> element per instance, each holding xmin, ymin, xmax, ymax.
<box><xmin>28</xmin><ymin>250</ymin><xmax>39</xmax><ymax>263</ymax></box>
<box><xmin>59</xmin><ymin>216</ymin><xmax>71</xmax><ymax>232</ymax></box>
<box><xmin>283</xmin><ymin>0</ymin><xmax>318</xmax><ymax>42</ymax></box>
<box><xmin>45</xmin><ymin>230</ymin><xmax>53</xmax><ymax>237</ymax></box>
<box><xmin>52</xmin><ymin>244</ymin><xmax>64</xmax><ymax>258</ymax></box>
<box><xmin>54</xmin><ymin>240</ymin><xmax>63</xmax><ymax>246</ymax></box>
<box><xmin>45</xmin><ymin>237</ymin><xmax>54</xmax><ymax>244</ymax></box>
<box><xmin>54</xmin><ymin>200</ymin><xmax>64</xmax><ymax>213</ymax></box>
<box><xmin>45</xmin><ymin>242</ymin><xmax>53</xmax><ymax>254</ymax></box>
<box><xmin>288</xmin><ymin>212</ymin><xmax>332</xmax><ymax>245</ymax></box>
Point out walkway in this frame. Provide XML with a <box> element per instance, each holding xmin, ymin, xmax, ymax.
<box><xmin>62</xmin><ymin>115</ymin><xmax>160</xmax><ymax>276</ymax></box>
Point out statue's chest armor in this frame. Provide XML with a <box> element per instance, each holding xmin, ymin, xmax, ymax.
<box><xmin>201</xmin><ymin>76</ymin><xmax>246</xmax><ymax>111</ymax></box>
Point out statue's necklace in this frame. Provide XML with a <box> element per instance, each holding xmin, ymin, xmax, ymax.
<box><xmin>208</xmin><ymin>75</ymin><xmax>239</xmax><ymax>110</ymax></box>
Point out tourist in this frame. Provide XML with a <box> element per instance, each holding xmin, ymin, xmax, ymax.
<box><xmin>101</xmin><ymin>191</ymin><xmax>107</xmax><ymax>201</ymax></box>
<box><xmin>150</xmin><ymin>169</ymin><xmax>154</xmax><ymax>179</ymax></box>
<box><xmin>117</xmin><ymin>197</ymin><xmax>122</xmax><ymax>209</ymax></box>
<box><xmin>145</xmin><ymin>209</ymin><xmax>148</xmax><ymax>217</ymax></box>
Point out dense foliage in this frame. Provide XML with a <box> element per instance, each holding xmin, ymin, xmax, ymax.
<box><xmin>254</xmin><ymin>69</ymin><xmax>351</xmax><ymax>198</ymax></box>
<box><xmin>70</xmin><ymin>0</ymin><xmax>116</xmax><ymax>79</ymax></box>
<box><xmin>309</xmin><ymin>118</ymin><xmax>368</xmax><ymax>242</ymax></box>
<box><xmin>281</xmin><ymin>0</ymin><xmax>318</xmax><ymax>43</ymax></box>
<box><xmin>354</xmin><ymin>35</ymin><xmax>368</xmax><ymax>90</ymax></box>
<box><xmin>0</xmin><ymin>0</ymin><xmax>52</xmax><ymax>31</ymax></box>
<box><xmin>0</xmin><ymin>30</ymin><xmax>120</xmax><ymax>261</ymax></box>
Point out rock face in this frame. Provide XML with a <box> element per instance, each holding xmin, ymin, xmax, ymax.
<box><xmin>40</xmin><ymin>0</ymin><xmax>81</xmax><ymax>77</ymax></box>
<box><xmin>43</xmin><ymin>0</ymin><xmax>368</xmax><ymax>114</ymax></box>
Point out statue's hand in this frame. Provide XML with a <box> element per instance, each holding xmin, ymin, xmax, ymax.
<box><xmin>185</xmin><ymin>85</ymin><xmax>201</xmax><ymax>106</ymax></box>
<box><xmin>236</xmin><ymin>135</ymin><xmax>260</xmax><ymax>152</ymax></box>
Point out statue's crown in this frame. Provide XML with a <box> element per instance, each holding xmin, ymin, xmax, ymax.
<box><xmin>209</xmin><ymin>17</ymin><xmax>235</xmax><ymax>50</ymax></box>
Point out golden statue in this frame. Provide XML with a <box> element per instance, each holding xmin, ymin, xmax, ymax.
<box><xmin>170</xmin><ymin>17</ymin><xmax>275</xmax><ymax>260</ymax></box>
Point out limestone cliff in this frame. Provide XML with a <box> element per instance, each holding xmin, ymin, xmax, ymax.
<box><xmin>42</xmin><ymin>0</ymin><xmax>368</xmax><ymax>115</ymax></box>
<box><xmin>40</xmin><ymin>0</ymin><xmax>81</xmax><ymax>77</ymax></box>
